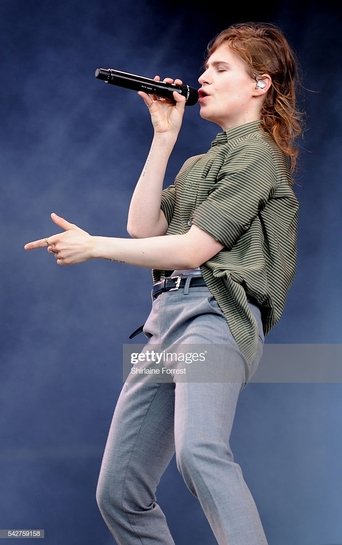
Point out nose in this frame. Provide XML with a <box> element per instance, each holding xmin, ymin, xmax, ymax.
<box><xmin>198</xmin><ymin>68</ymin><xmax>210</xmax><ymax>85</ymax></box>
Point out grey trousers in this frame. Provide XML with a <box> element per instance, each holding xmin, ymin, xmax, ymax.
<box><xmin>96</xmin><ymin>286</ymin><xmax>268</xmax><ymax>545</ymax></box>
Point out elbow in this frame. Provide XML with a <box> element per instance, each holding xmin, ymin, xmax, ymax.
<box><xmin>126</xmin><ymin>222</ymin><xmax>161</xmax><ymax>239</ymax></box>
<box><xmin>179</xmin><ymin>228</ymin><xmax>223</xmax><ymax>268</ymax></box>
<box><xmin>180</xmin><ymin>250</ymin><xmax>204</xmax><ymax>269</ymax></box>
<box><xmin>127</xmin><ymin>218</ymin><xmax>168</xmax><ymax>238</ymax></box>
<box><xmin>186</xmin><ymin>257</ymin><xmax>204</xmax><ymax>269</ymax></box>
<box><xmin>126</xmin><ymin>222</ymin><xmax>138</xmax><ymax>239</ymax></box>
<box><xmin>126</xmin><ymin>220</ymin><xmax>146</xmax><ymax>239</ymax></box>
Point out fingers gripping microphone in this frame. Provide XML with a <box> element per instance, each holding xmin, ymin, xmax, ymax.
<box><xmin>95</xmin><ymin>68</ymin><xmax>198</xmax><ymax>106</ymax></box>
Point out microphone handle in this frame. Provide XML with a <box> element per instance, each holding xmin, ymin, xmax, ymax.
<box><xmin>95</xmin><ymin>68</ymin><xmax>198</xmax><ymax>106</ymax></box>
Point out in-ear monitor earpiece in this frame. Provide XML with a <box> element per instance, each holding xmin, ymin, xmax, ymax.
<box><xmin>256</xmin><ymin>80</ymin><xmax>266</xmax><ymax>89</ymax></box>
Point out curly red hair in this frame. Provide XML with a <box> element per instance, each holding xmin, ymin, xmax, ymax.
<box><xmin>206</xmin><ymin>22</ymin><xmax>304</xmax><ymax>174</ymax></box>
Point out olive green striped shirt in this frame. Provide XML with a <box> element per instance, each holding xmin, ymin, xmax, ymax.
<box><xmin>153</xmin><ymin>120</ymin><xmax>298</xmax><ymax>367</ymax></box>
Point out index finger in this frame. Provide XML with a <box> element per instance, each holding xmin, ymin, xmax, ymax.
<box><xmin>173</xmin><ymin>78</ymin><xmax>183</xmax><ymax>86</ymax></box>
<box><xmin>163</xmin><ymin>77</ymin><xmax>183</xmax><ymax>86</ymax></box>
<box><xmin>24</xmin><ymin>238</ymin><xmax>49</xmax><ymax>251</ymax></box>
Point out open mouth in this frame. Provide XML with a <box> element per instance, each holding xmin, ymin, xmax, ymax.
<box><xmin>198</xmin><ymin>89</ymin><xmax>209</xmax><ymax>101</ymax></box>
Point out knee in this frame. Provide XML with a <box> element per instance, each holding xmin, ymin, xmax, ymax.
<box><xmin>176</xmin><ymin>441</ymin><xmax>204</xmax><ymax>494</ymax></box>
<box><xmin>96</xmin><ymin>480</ymin><xmax>111</xmax><ymax>519</ymax></box>
<box><xmin>96</xmin><ymin>473</ymin><xmax>122</xmax><ymax>522</ymax></box>
<box><xmin>176</xmin><ymin>439</ymin><xmax>234</xmax><ymax>494</ymax></box>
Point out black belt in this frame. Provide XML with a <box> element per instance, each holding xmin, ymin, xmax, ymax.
<box><xmin>152</xmin><ymin>275</ymin><xmax>207</xmax><ymax>299</ymax></box>
<box><xmin>129</xmin><ymin>275</ymin><xmax>207</xmax><ymax>340</ymax></box>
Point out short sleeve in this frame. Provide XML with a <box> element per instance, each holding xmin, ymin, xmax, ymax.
<box><xmin>160</xmin><ymin>185</ymin><xmax>176</xmax><ymax>225</ymax></box>
<box><xmin>160</xmin><ymin>154</ymin><xmax>204</xmax><ymax>226</ymax></box>
<box><xmin>192</xmin><ymin>144</ymin><xmax>276</xmax><ymax>248</ymax></box>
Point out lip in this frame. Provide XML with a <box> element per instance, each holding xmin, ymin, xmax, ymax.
<box><xmin>198</xmin><ymin>88</ymin><xmax>208</xmax><ymax>98</ymax></box>
<box><xmin>198</xmin><ymin>88</ymin><xmax>210</xmax><ymax>104</ymax></box>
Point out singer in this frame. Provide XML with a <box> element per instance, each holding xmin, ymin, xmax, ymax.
<box><xmin>24</xmin><ymin>22</ymin><xmax>304</xmax><ymax>545</ymax></box>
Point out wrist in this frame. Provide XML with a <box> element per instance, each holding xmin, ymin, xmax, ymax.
<box><xmin>152</xmin><ymin>131</ymin><xmax>178</xmax><ymax>148</ymax></box>
<box><xmin>91</xmin><ymin>236</ymin><xmax>106</xmax><ymax>260</ymax></box>
<box><xmin>92</xmin><ymin>236</ymin><xmax>121</xmax><ymax>263</ymax></box>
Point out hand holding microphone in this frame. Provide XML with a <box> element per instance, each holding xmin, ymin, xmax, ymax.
<box><xmin>95</xmin><ymin>68</ymin><xmax>198</xmax><ymax>106</ymax></box>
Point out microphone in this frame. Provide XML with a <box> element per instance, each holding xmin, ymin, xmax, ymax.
<box><xmin>95</xmin><ymin>68</ymin><xmax>198</xmax><ymax>106</ymax></box>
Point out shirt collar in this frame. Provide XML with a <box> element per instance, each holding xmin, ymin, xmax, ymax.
<box><xmin>210</xmin><ymin>120</ymin><xmax>262</xmax><ymax>147</ymax></box>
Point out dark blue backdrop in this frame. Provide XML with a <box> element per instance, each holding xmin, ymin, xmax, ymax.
<box><xmin>1</xmin><ymin>1</ymin><xmax>342</xmax><ymax>544</ymax></box>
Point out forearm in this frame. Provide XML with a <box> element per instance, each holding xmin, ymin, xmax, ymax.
<box><xmin>93</xmin><ymin>233</ymin><xmax>200</xmax><ymax>270</ymax></box>
<box><xmin>127</xmin><ymin>133</ymin><xmax>176</xmax><ymax>238</ymax></box>
<box><xmin>24</xmin><ymin>215</ymin><xmax>223</xmax><ymax>269</ymax></box>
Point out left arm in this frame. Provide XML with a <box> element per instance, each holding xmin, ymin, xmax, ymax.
<box><xmin>24</xmin><ymin>212</ymin><xmax>223</xmax><ymax>269</ymax></box>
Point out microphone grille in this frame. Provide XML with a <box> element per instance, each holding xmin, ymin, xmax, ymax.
<box><xmin>186</xmin><ymin>86</ymin><xmax>198</xmax><ymax>106</ymax></box>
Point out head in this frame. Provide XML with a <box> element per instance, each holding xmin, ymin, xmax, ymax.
<box><xmin>199</xmin><ymin>22</ymin><xmax>303</xmax><ymax>173</ymax></box>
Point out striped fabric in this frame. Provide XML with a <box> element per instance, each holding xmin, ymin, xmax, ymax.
<box><xmin>152</xmin><ymin>120</ymin><xmax>298</xmax><ymax>367</ymax></box>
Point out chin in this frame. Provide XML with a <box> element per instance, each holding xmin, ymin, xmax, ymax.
<box><xmin>199</xmin><ymin>107</ymin><xmax>211</xmax><ymax>121</ymax></box>
<box><xmin>199</xmin><ymin>108</ymin><xmax>219</xmax><ymax>126</ymax></box>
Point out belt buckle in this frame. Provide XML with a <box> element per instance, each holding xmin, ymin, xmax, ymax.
<box><xmin>169</xmin><ymin>276</ymin><xmax>182</xmax><ymax>291</ymax></box>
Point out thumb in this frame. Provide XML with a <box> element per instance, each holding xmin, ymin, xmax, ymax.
<box><xmin>50</xmin><ymin>212</ymin><xmax>77</xmax><ymax>231</ymax></box>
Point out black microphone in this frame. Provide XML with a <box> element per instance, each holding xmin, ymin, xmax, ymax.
<box><xmin>95</xmin><ymin>68</ymin><xmax>198</xmax><ymax>106</ymax></box>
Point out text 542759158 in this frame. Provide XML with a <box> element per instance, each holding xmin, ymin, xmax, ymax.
<box><xmin>0</xmin><ymin>529</ymin><xmax>44</xmax><ymax>539</ymax></box>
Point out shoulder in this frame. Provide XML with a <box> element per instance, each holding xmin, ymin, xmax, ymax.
<box><xmin>226</xmin><ymin>130</ymin><xmax>280</xmax><ymax>162</ymax></box>
<box><xmin>220</xmin><ymin>130</ymin><xmax>291</xmax><ymax>188</ymax></box>
<box><xmin>177</xmin><ymin>154</ymin><xmax>204</xmax><ymax>174</ymax></box>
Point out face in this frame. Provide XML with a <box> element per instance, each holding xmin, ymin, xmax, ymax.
<box><xmin>198</xmin><ymin>44</ymin><xmax>260</xmax><ymax>130</ymax></box>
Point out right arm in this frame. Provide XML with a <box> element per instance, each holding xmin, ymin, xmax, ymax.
<box><xmin>126</xmin><ymin>78</ymin><xmax>186</xmax><ymax>238</ymax></box>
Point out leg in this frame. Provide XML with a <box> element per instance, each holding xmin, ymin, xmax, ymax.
<box><xmin>175</xmin><ymin>380</ymin><xmax>268</xmax><ymax>545</ymax></box>
<box><xmin>96</xmin><ymin>377</ymin><xmax>176</xmax><ymax>545</ymax></box>
<box><xmin>169</xmin><ymin>291</ymin><xmax>268</xmax><ymax>545</ymax></box>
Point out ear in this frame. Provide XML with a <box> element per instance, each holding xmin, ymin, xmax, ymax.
<box><xmin>253</xmin><ymin>74</ymin><xmax>272</xmax><ymax>96</ymax></box>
